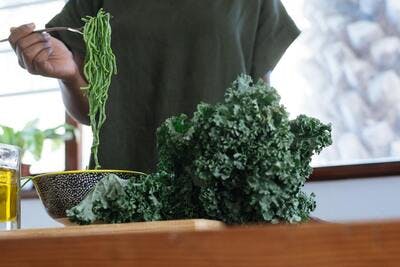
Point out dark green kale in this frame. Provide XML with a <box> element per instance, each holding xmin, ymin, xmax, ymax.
<box><xmin>67</xmin><ymin>74</ymin><xmax>332</xmax><ymax>225</ymax></box>
<box><xmin>155</xmin><ymin>75</ymin><xmax>332</xmax><ymax>224</ymax></box>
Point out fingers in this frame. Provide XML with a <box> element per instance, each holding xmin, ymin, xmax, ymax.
<box><xmin>15</xmin><ymin>32</ymin><xmax>51</xmax><ymax>68</ymax></box>
<box><xmin>34</xmin><ymin>45</ymin><xmax>53</xmax><ymax>63</ymax></box>
<box><xmin>9</xmin><ymin>23</ymin><xmax>35</xmax><ymax>50</ymax></box>
<box><xmin>9</xmin><ymin>23</ymin><xmax>53</xmax><ymax>74</ymax></box>
<box><xmin>9</xmin><ymin>23</ymin><xmax>40</xmax><ymax>71</ymax></box>
<box><xmin>8</xmin><ymin>24</ymin><xmax>75</xmax><ymax>79</ymax></box>
<box><xmin>19</xmin><ymin>42</ymin><xmax>53</xmax><ymax>74</ymax></box>
<box><xmin>18</xmin><ymin>31</ymin><xmax>51</xmax><ymax>52</ymax></box>
<box><xmin>31</xmin><ymin>51</ymin><xmax>54</xmax><ymax>76</ymax></box>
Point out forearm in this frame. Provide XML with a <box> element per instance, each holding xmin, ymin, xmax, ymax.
<box><xmin>59</xmin><ymin>52</ymin><xmax>90</xmax><ymax>125</ymax></box>
<box><xmin>60</xmin><ymin>75</ymin><xmax>90</xmax><ymax>125</ymax></box>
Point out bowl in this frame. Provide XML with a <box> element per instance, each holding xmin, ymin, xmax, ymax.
<box><xmin>31</xmin><ymin>170</ymin><xmax>145</xmax><ymax>224</ymax></box>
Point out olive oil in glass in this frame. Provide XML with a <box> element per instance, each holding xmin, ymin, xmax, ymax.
<box><xmin>0</xmin><ymin>144</ymin><xmax>20</xmax><ymax>230</ymax></box>
<box><xmin>0</xmin><ymin>168</ymin><xmax>18</xmax><ymax>222</ymax></box>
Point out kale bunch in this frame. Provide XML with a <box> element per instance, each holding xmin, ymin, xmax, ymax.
<box><xmin>67</xmin><ymin>75</ymin><xmax>332</xmax><ymax>225</ymax></box>
<box><xmin>156</xmin><ymin>75</ymin><xmax>332</xmax><ymax>223</ymax></box>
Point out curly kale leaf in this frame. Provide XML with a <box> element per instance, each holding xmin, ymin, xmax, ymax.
<box><xmin>91</xmin><ymin>175</ymin><xmax>133</xmax><ymax>224</ymax></box>
<box><xmin>290</xmin><ymin>114</ymin><xmax>333</xmax><ymax>178</ymax></box>
<box><xmin>156</xmin><ymin>74</ymin><xmax>332</xmax><ymax>224</ymax></box>
<box><xmin>124</xmin><ymin>171</ymin><xmax>177</xmax><ymax>222</ymax></box>
<box><xmin>66</xmin><ymin>174</ymin><xmax>130</xmax><ymax>225</ymax></box>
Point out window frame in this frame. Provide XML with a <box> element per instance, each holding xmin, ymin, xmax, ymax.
<box><xmin>310</xmin><ymin>162</ymin><xmax>400</xmax><ymax>182</ymax></box>
<box><xmin>65</xmin><ymin>113</ymin><xmax>82</xmax><ymax>171</ymax></box>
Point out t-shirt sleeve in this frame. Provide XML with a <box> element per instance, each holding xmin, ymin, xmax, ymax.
<box><xmin>46</xmin><ymin>0</ymin><xmax>102</xmax><ymax>56</ymax></box>
<box><xmin>251</xmin><ymin>0</ymin><xmax>300</xmax><ymax>79</ymax></box>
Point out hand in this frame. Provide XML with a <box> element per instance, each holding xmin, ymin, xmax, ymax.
<box><xmin>8</xmin><ymin>23</ymin><xmax>79</xmax><ymax>81</ymax></box>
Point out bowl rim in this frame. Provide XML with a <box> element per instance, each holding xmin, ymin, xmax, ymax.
<box><xmin>31</xmin><ymin>169</ymin><xmax>147</xmax><ymax>180</ymax></box>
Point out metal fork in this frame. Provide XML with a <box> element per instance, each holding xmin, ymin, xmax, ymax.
<box><xmin>0</xmin><ymin>27</ymin><xmax>83</xmax><ymax>43</ymax></box>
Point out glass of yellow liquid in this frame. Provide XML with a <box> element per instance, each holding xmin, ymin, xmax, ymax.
<box><xmin>0</xmin><ymin>143</ymin><xmax>21</xmax><ymax>231</ymax></box>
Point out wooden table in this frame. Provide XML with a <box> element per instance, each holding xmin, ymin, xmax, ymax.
<box><xmin>1</xmin><ymin>219</ymin><xmax>400</xmax><ymax>266</ymax></box>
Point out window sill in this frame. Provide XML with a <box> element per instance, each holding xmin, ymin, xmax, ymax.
<box><xmin>310</xmin><ymin>161</ymin><xmax>400</xmax><ymax>182</ymax></box>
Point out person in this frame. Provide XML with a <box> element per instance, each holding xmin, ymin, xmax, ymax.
<box><xmin>8</xmin><ymin>0</ymin><xmax>300</xmax><ymax>173</ymax></box>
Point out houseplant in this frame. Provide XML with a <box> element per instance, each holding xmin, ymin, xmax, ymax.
<box><xmin>0</xmin><ymin>119</ymin><xmax>76</xmax><ymax>175</ymax></box>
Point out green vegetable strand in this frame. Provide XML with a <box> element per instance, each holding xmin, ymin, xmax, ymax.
<box><xmin>81</xmin><ymin>9</ymin><xmax>117</xmax><ymax>169</ymax></box>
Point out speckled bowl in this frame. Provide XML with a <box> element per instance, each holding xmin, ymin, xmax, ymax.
<box><xmin>31</xmin><ymin>170</ymin><xmax>145</xmax><ymax>224</ymax></box>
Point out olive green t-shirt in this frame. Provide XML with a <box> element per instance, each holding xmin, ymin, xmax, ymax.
<box><xmin>47</xmin><ymin>0</ymin><xmax>300</xmax><ymax>172</ymax></box>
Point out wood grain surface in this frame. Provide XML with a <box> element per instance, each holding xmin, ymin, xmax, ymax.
<box><xmin>1</xmin><ymin>219</ymin><xmax>400</xmax><ymax>267</ymax></box>
<box><xmin>0</xmin><ymin>219</ymin><xmax>225</xmax><ymax>239</ymax></box>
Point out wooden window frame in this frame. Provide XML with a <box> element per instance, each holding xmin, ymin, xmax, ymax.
<box><xmin>310</xmin><ymin>161</ymin><xmax>400</xmax><ymax>182</ymax></box>
<box><xmin>65</xmin><ymin>113</ymin><xmax>82</xmax><ymax>171</ymax></box>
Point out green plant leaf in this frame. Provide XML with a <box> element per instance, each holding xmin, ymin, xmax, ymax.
<box><xmin>0</xmin><ymin>121</ymin><xmax>76</xmax><ymax>162</ymax></box>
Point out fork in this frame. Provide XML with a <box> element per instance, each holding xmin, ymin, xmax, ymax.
<box><xmin>0</xmin><ymin>27</ymin><xmax>83</xmax><ymax>43</ymax></box>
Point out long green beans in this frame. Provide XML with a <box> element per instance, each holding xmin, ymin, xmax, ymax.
<box><xmin>81</xmin><ymin>9</ymin><xmax>117</xmax><ymax>169</ymax></box>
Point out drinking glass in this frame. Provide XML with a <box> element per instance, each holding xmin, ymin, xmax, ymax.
<box><xmin>0</xmin><ymin>143</ymin><xmax>21</xmax><ymax>231</ymax></box>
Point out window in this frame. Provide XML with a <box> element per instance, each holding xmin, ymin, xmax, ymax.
<box><xmin>0</xmin><ymin>0</ymin><xmax>69</xmax><ymax>174</ymax></box>
<box><xmin>273</xmin><ymin>0</ymin><xmax>400</xmax><ymax>168</ymax></box>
